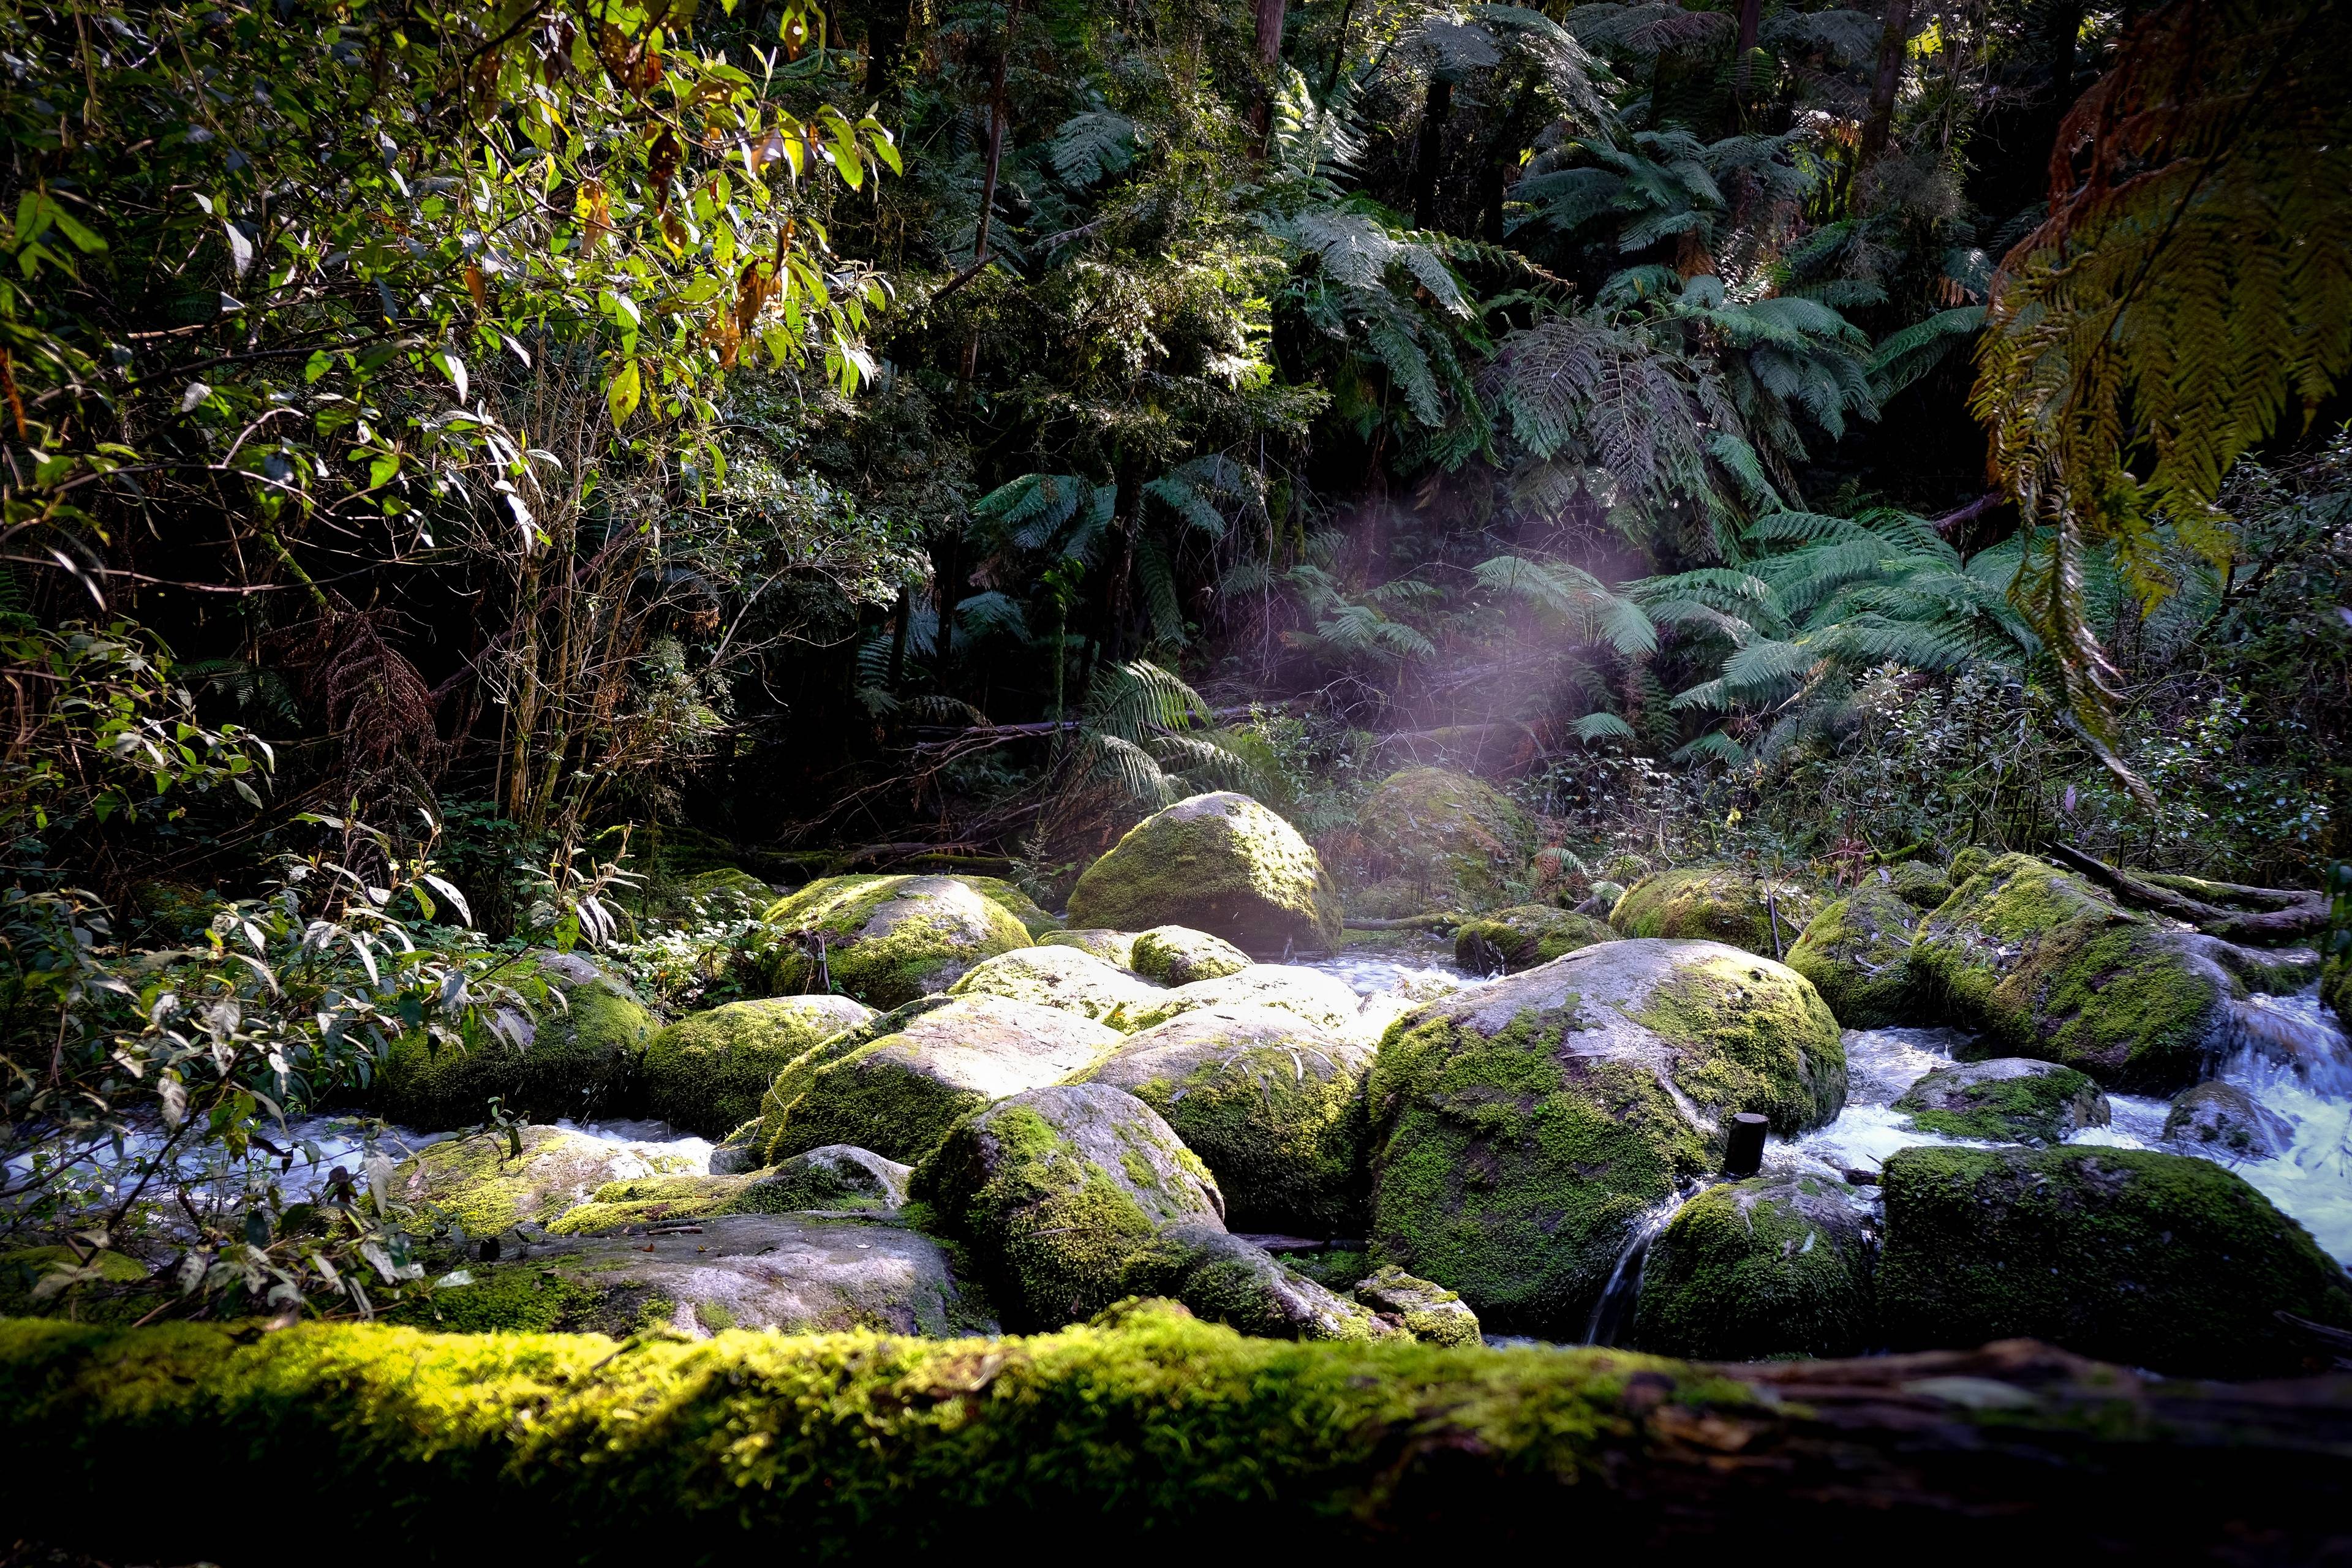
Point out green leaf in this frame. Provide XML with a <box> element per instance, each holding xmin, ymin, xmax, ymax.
<box><xmin>606</xmin><ymin>360</ymin><xmax>642</xmax><ymax>424</ymax></box>
<box><xmin>303</xmin><ymin>351</ymin><xmax>331</xmax><ymax>383</ymax></box>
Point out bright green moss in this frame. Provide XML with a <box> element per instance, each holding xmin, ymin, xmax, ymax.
<box><xmin>1631</xmin><ymin>953</ymin><xmax>1847</xmax><ymax>1133</ymax></box>
<box><xmin>641</xmin><ymin>995</ymin><xmax>874</xmax><ymax>1136</ymax></box>
<box><xmin>1609</xmin><ymin>867</ymin><xmax>1822</xmax><ymax>958</ymax></box>
<box><xmin>1630</xmin><ymin>1176</ymin><xmax>1875</xmax><ymax>1360</ymax></box>
<box><xmin>1354</xmin><ymin>1264</ymin><xmax>1483</xmax><ymax>1347</ymax></box>
<box><xmin>391</xmin><ymin>1126</ymin><xmax>699</xmax><ymax>1237</ymax></box>
<box><xmin>1887</xmin><ymin>861</ymin><xmax>1953</xmax><ymax>910</ymax></box>
<box><xmin>1894</xmin><ymin>1059</ymin><xmax>2107</xmax><ymax>1144</ymax></box>
<box><xmin>390</xmin><ymin>1266</ymin><xmax>599</xmax><ymax>1332</ymax></box>
<box><xmin>1879</xmin><ymin>1145</ymin><xmax>2352</xmax><ymax>1377</ymax></box>
<box><xmin>954</xmin><ymin>875</ymin><xmax>1064</xmax><ymax>937</ymax></box>
<box><xmin>1784</xmin><ymin>885</ymin><xmax>1917</xmax><ymax>1028</ymax></box>
<box><xmin>1123</xmin><ymin>1052</ymin><xmax>1363</xmax><ymax>1235</ymax></box>
<box><xmin>377</xmin><ymin>954</ymin><xmax>655</xmax><ymax>1130</ymax></box>
<box><xmin>1128</xmin><ymin>925</ymin><xmax>1252</xmax><ymax>986</ymax></box>
<box><xmin>1452</xmin><ymin>906</ymin><xmax>1613</xmax><ymax>974</ymax></box>
<box><xmin>1365</xmin><ymin>1002</ymin><xmax>1707</xmax><ymax>1335</ymax></box>
<box><xmin>1066</xmin><ymin>793</ymin><xmax>1342</xmax><ymax>954</ymax></box>
<box><xmin>760</xmin><ymin>875</ymin><xmax>1033</xmax><ymax>1008</ymax></box>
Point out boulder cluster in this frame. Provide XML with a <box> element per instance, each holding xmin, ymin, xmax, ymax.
<box><xmin>382</xmin><ymin>781</ymin><xmax>2352</xmax><ymax>1379</ymax></box>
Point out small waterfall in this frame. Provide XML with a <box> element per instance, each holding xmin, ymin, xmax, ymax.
<box><xmin>2221</xmin><ymin>990</ymin><xmax>2352</xmax><ymax>1096</ymax></box>
<box><xmin>1581</xmin><ymin>1194</ymin><xmax>1687</xmax><ymax>1348</ymax></box>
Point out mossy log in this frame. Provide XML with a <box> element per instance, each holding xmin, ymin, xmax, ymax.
<box><xmin>3</xmin><ymin>1313</ymin><xmax>2351</xmax><ymax>1560</ymax></box>
<box><xmin>2048</xmin><ymin>843</ymin><xmax>2326</xmax><ymax>941</ymax></box>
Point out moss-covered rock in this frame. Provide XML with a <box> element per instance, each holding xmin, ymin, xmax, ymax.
<box><xmin>757</xmin><ymin>995</ymin><xmax>1122</xmax><ymax>1166</ymax></box>
<box><xmin>1124</xmin><ymin>963</ymin><xmax>1365</xmax><ymax>1036</ymax></box>
<box><xmin>1630</xmin><ymin>1174</ymin><xmax>1877</xmax><ymax>1360</ymax></box>
<box><xmin>390</xmin><ymin>1126</ymin><xmax>701</xmax><ymax>1238</ymax></box>
<box><xmin>2328</xmin><ymin>963</ymin><xmax>2352</xmax><ymax>1033</ymax></box>
<box><xmin>1879</xmin><ymin>1144</ymin><xmax>2352</xmax><ymax>1376</ymax></box>
<box><xmin>944</xmin><ymin>944</ymin><xmax>1166</xmax><ymax>1028</ymax></box>
<box><xmin>955</xmin><ymin>875</ymin><xmax>1065</xmax><ymax>938</ymax></box>
<box><xmin>1610</xmin><ymin>866</ymin><xmax>1822</xmax><ymax>958</ymax></box>
<box><xmin>1340</xmin><ymin>767</ymin><xmax>1536</xmax><ymax>913</ymax></box>
<box><xmin>760</xmin><ymin>874</ymin><xmax>1034</xmax><ymax>1008</ymax></box>
<box><xmin>546</xmin><ymin>1144</ymin><xmax>916</xmax><ymax>1232</ymax></box>
<box><xmin>1065</xmin><ymin>792</ymin><xmax>1341</xmax><ymax>954</ymax></box>
<box><xmin>1947</xmin><ymin>845</ymin><xmax>1993</xmax><ymax>883</ymax></box>
<box><xmin>378</xmin><ymin>950</ymin><xmax>657</xmax><ymax>1129</ymax></box>
<box><xmin>1452</xmin><ymin>905</ymin><xmax>1614</xmax><ymax>975</ymax></box>
<box><xmin>1887</xmin><ymin>861</ymin><xmax>1954</xmax><ymax>910</ymax></box>
<box><xmin>1080</xmin><ymin>1004</ymin><xmax>1373</xmax><ymax>1234</ymax></box>
<box><xmin>1037</xmin><ymin>928</ymin><xmax>1138</xmax><ymax>967</ymax></box>
<box><xmin>1894</xmin><ymin>1057</ymin><xmax>2110</xmax><ymax>1144</ymax></box>
<box><xmin>1134</xmin><ymin>1223</ymin><xmax>1393</xmax><ymax>1341</ymax></box>
<box><xmin>415</xmin><ymin>1213</ymin><xmax>993</xmax><ymax>1337</ymax></box>
<box><xmin>641</xmin><ymin>995</ymin><xmax>875</xmax><ymax>1136</ymax></box>
<box><xmin>1129</xmin><ymin>925</ymin><xmax>1253</xmax><ymax>986</ymax></box>
<box><xmin>912</xmin><ymin>1082</ymin><xmax>1226</xmax><ymax>1329</ymax></box>
<box><xmin>2165</xmin><ymin>1081</ymin><xmax>2293</xmax><ymax>1159</ymax></box>
<box><xmin>1365</xmin><ymin>938</ymin><xmax>1845</xmax><ymax>1335</ymax></box>
<box><xmin>1352</xmin><ymin>1264</ymin><xmax>1482</xmax><ymax>1346</ymax></box>
<box><xmin>1910</xmin><ymin>853</ymin><xmax>2300</xmax><ymax>1093</ymax></box>
<box><xmin>1784</xmin><ymin>885</ymin><xmax>1919</xmax><ymax>1028</ymax></box>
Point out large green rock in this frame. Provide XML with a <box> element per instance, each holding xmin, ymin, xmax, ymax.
<box><xmin>641</xmin><ymin>995</ymin><xmax>875</xmax><ymax>1136</ymax></box>
<box><xmin>911</xmin><ymin>1082</ymin><xmax>1227</xmax><ymax>1329</ymax></box>
<box><xmin>1079</xmin><ymin>1003</ymin><xmax>1374</xmax><ymax>1234</ymax></box>
<box><xmin>1784</xmin><ymin>884</ymin><xmax>1918</xmax><ymax>1028</ymax></box>
<box><xmin>944</xmin><ymin>944</ymin><xmax>1167</xmax><ymax>1028</ymax></box>
<box><xmin>1879</xmin><ymin>1144</ymin><xmax>2352</xmax><ymax>1377</ymax></box>
<box><xmin>1893</xmin><ymin>1057</ymin><xmax>2109</xmax><ymax>1145</ymax></box>
<box><xmin>1338</xmin><ymin>766</ymin><xmax>1536</xmax><ymax>913</ymax></box>
<box><xmin>390</xmin><ymin>1126</ymin><xmax>701</xmax><ymax>1238</ymax></box>
<box><xmin>756</xmin><ymin>995</ymin><xmax>1121</xmax><ymax>1165</ymax></box>
<box><xmin>1910</xmin><ymin>853</ymin><xmax>2307</xmax><ymax>1093</ymax></box>
<box><xmin>1610</xmin><ymin>866</ymin><xmax>1822</xmax><ymax>958</ymax></box>
<box><xmin>417</xmin><ymin>1213</ymin><xmax>995</xmax><ymax>1338</ymax></box>
<box><xmin>379</xmin><ymin>951</ymin><xmax>655</xmax><ymax>1129</ymax></box>
<box><xmin>1352</xmin><ymin>1264</ymin><xmax>1483</xmax><ymax>1347</ymax></box>
<box><xmin>1128</xmin><ymin>925</ymin><xmax>1253</xmax><ymax>986</ymax></box>
<box><xmin>1365</xmin><ymin>938</ymin><xmax>1845</xmax><ymax>1335</ymax></box>
<box><xmin>1123</xmin><ymin>963</ymin><xmax>1365</xmax><ymax>1036</ymax></box>
<box><xmin>1631</xmin><ymin>1174</ymin><xmax>1877</xmax><ymax>1360</ymax></box>
<box><xmin>1065</xmin><ymin>793</ymin><xmax>1341</xmax><ymax>954</ymax></box>
<box><xmin>1452</xmin><ymin>905</ymin><xmax>1614</xmax><ymax>975</ymax></box>
<box><xmin>759</xmin><ymin>874</ymin><xmax>1033</xmax><ymax>1008</ymax></box>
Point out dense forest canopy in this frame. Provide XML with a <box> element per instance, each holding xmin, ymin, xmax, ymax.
<box><xmin>3</xmin><ymin>0</ymin><xmax>2351</xmax><ymax>1346</ymax></box>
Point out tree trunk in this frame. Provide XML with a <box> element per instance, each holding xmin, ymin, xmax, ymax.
<box><xmin>1410</xmin><ymin>76</ymin><xmax>1453</xmax><ymax>230</ymax></box>
<box><xmin>1734</xmin><ymin>0</ymin><xmax>1763</xmax><ymax>94</ymax></box>
<box><xmin>1249</xmin><ymin>0</ymin><xmax>1286</xmax><ymax>142</ymax></box>
<box><xmin>1860</xmin><ymin>0</ymin><xmax>1915</xmax><ymax>165</ymax></box>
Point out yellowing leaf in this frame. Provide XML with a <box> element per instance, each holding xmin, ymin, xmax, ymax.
<box><xmin>606</xmin><ymin>359</ymin><xmax>642</xmax><ymax>424</ymax></box>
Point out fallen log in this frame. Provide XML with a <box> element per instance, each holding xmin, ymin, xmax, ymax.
<box><xmin>3</xmin><ymin>1313</ymin><xmax>2350</xmax><ymax>1560</ymax></box>
<box><xmin>1342</xmin><ymin>912</ymin><xmax>1462</xmax><ymax>932</ymax></box>
<box><xmin>2049</xmin><ymin>842</ymin><xmax>2326</xmax><ymax>943</ymax></box>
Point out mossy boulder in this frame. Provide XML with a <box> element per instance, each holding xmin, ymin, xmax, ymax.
<box><xmin>1610</xmin><ymin>866</ymin><xmax>1822</xmax><ymax>958</ymax></box>
<box><xmin>1079</xmin><ymin>1004</ymin><xmax>1374</xmax><ymax>1234</ymax></box>
<box><xmin>1784</xmin><ymin>885</ymin><xmax>1919</xmax><ymax>1028</ymax></box>
<box><xmin>418</xmin><ymin>1213</ymin><xmax>993</xmax><ymax>1337</ymax></box>
<box><xmin>1133</xmin><ymin>1224</ymin><xmax>1394</xmax><ymax>1341</ymax></box>
<box><xmin>1947</xmin><ymin>845</ymin><xmax>1994</xmax><ymax>883</ymax></box>
<box><xmin>1880</xmin><ymin>1144</ymin><xmax>2352</xmax><ymax>1376</ymax></box>
<box><xmin>760</xmin><ymin>874</ymin><xmax>1033</xmax><ymax>1008</ymax></box>
<box><xmin>1364</xmin><ymin>938</ymin><xmax>1846</xmax><ymax>1335</ymax></box>
<box><xmin>1129</xmin><ymin>925</ymin><xmax>1253</xmax><ymax>986</ymax></box>
<box><xmin>390</xmin><ymin>1126</ymin><xmax>700</xmax><ymax>1238</ymax></box>
<box><xmin>1341</xmin><ymin>766</ymin><xmax>1536</xmax><ymax>912</ymax></box>
<box><xmin>756</xmin><ymin>995</ymin><xmax>1121</xmax><ymax>1166</ymax></box>
<box><xmin>1894</xmin><ymin>1058</ymin><xmax>2110</xmax><ymax>1144</ymax></box>
<box><xmin>913</xmin><ymin>1082</ymin><xmax>1227</xmax><ymax>1329</ymax></box>
<box><xmin>1065</xmin><ymin>792</ymin><xmax>1341</xmax><ymax>955</ymax></box>
<box><xmin>546</xmin><ymin>1145</ymin><xmax>916</xmax><ymax>1233</ymax></box>
<box><xmin>1452</xmin><ymin>905</ymin><xmax>1614</xmax><ymax>976</ymax></box>
<box><xmin>641</xmin><ymin>995</ymin><xmax>875</xmax><ymax>1136</ymax></box>
<box><xmin>944</xmin><ymin>944</ymin><xmax>1166</xmax><ymax>1028</ymax></box>
<box><xmin>625</xmin><ymin>862</ymin><xmax>776</xmax><ymax>925</ymax></box>
<box><xmin>1887</xmin><ymin>861</ymin><xmax>1954</xmax><ymax>910</ymax></box>
<box><xmin>1037</xmin><ymin>928</ymin><xmax>1137</xmax><ymax>967</ymax></box>
<box><xmin>1352</xmin><ymin>1264</ymin><xmax>1482</xmax><ymax>1347</ymax></box>
<box><xmin>378</xmin><ymin>950</ymin><xmax>657</xmax><ymax>1129</ymax></box>
<box><xmin>2165</xmin><ymin>1081</ymin><xmax>2293</xmax><ymax>1159</ymax></box>
<box><xmin>1910</xmin><ymin>853</ymin><xmax>2302</xmax><ymax>1093</ymax></box>
<box><xmin>955</xmin><ymin>875</ymin><xmax>1065</xmax><ymax>938</ymax></box>
<box><xmin>1630</xmin><ymin>1174</ymin><xmax>1878</xmax><ymax>1360</ymax></box>
<box><xmin>1124</xmin><ymin>963</ymin><xmax>1365</xmax><ymax>1036</ymax></box>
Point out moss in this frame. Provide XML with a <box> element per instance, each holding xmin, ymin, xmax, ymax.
<box><xmin>390</xmin><ymin>1266</ymin><xmax>600</xmax><ymax>1332</ymax></box>
<box><xmin>1784</xmin><ymin>885</ymin><xmax>1918</xmax><ymax>1028</ymax></box>
<box><xmin>954</xmin><ymin>875</ymin><xmax>1065</xmax><ymax>937</ymax></box>
<box><xmin>1128</xmin><ymin>925</ymin><xmax>1253</xmax><ymax>986</ymax></box>
<box><xmin>1336</xmin><ymin>767</ymin><xmax>1537</xmax><ymax>913</ymax></box>
<box><xmin>1630</xmin><ymin>952</ymin><xmax>1847</xmax><ymax>1133</ymax></box>
<box><xmin>641</xmin><ymin>995</ymin><xmax>875</xmax><ymax>1136</ymax></box>
<box><xmin>1894</xmin><ymin>1058</ymin><xmax>2108</xmax><ymax>1144</ymax></box>
<box><xmin>760</xmin><ymin>875</ymin><xmax>1033</xmax><ymax>1008</ymax></box>
<box><xmin>1276</xmin><ymin>1246</ymin><xmax>1369</xmax><ymax>1291</ymax></box>
<box><xmin>1911</xmin><ymin>853</ymin><xmax>2239</xmax><ymax>1092</ymax></box>
<box><xmin>944</xmin><ymin>944</ymin><xmax>1166</xmax><ymax>1028</ymax></box>
<box><xmin>1066</xmin><ymin>793</ymin><xmax>1342</xmax><ymax>954</ymax></box>
<box><xmin>1609</xmin><ymin>867</ymin><xmax>1822</xmax><ymax>958</ymax></box>
<box><xmin>1887</xmin><ymin>861</ymin><xmax>1954</xmax><ymax>910</ymax></box>
<box><xmin>377</xmin><ymin>952</ymin><xmax>655</xmax><ymax>1130</ymax></box>
<box><xmin>1452</xmin><ymin>905</ymin><xmax>1613</xmax><ymax>974</ymax></box>
<box><xmin>1947</xmin><ymin>845</ymin><xmax>1992</xmax><ymax>882</ymax></box>
<box><xmin>1879</xmin><ymin>1144</ymin><xmax>2352</xmax><ymax>1376</ymax></box>
<box><xmin>1353</xmin><ymin>1264</ymin><xmax>1483</xmax><ymax>1347</ymax></box>
<box><xmin>1038</xmin><ymin>928</ymin><xmax>1139</xmax><ymax>967</ymax></box>
<box><xmin>391</xmin><ymin>1126</ymin><xmax>699</xmax><ymax>1237</ymax></box>
<box><xmin>1630</xmin><ymin>1176</ymin><xmax>1876</xmax><ymax>1360</ymax></box>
